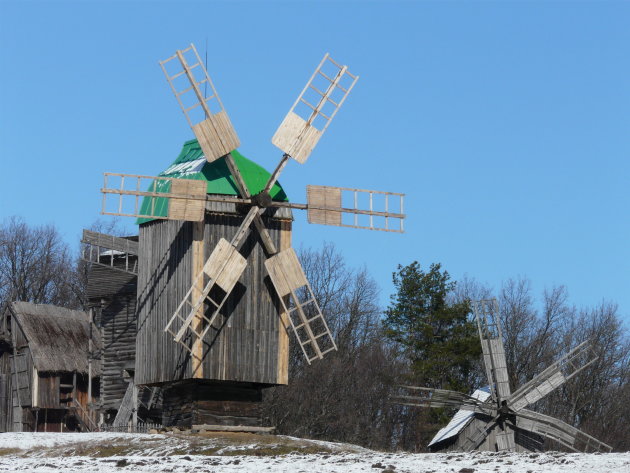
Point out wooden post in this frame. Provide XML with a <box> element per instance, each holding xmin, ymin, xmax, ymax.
<box><xmin>88</xmin><ymin>309</ymin><xmax>93</xmax><ymax>411</ymax></box>
<box><xmin>191</xmin><ymin>221</ymin><xmax>205</xmax><ymax>377</ymax></box>
<box><xmin>276</xmin><ymin>220</ymin><xmax>291</xmax><ymax>385</ymax></box>
<box><xmin>132</xmin><ymin>382</ymin><xmax>138</xmax><ymax>430</ymax></box>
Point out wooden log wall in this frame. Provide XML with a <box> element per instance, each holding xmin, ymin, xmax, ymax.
<box><xmin>87</xmin><ymin>262</ymin><xmax>138</xmax><ymax>412</ymax></box>
<box><xmin>135</xmin><ymin>207</ymin><xmax>292</xmax><ymax>387</ymax></box>
<box><xmin>161</xmin><ymin>381</ymin><xmax>262</xmax><ymax>428</ymax></box>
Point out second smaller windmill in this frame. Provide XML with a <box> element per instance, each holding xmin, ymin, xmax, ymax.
<box><xmin>394</xmin><ymin>299</ymin><xmax>612</xmax><ymax>453</ymax></box>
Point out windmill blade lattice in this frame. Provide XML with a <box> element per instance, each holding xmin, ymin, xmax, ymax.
<box><xmin>306</xmin><ymin>185</ymin><xmax>405</xmax><ymax>233</ymax></box>
<box><xmin>394</xmin><ymin>386</ymin><xmax>497</xmax><ymax>415</ymax></box>
<box><xmin>507</xmin><ymin>340</ymin><xmax>598</xmax><ymax>411</ymax></box>
<box><xmin>265</xmin><ymin>248</ymin><xmax>337</xmax><ymax>363</ymax></box>
<box><xmin>472</xmin><ymin>299</ymin><xmax>511</xmax><ymax>401</ymax></box>
<box><xmin>160</xmin><ymin>44</ymin><xmax>240</xmax><ymax>163</ymax></box>
<box><xmin>101</xmin><ymin>173</ymin><xmax>211</xmax><ymax>222</ymax></box>
<box><xmin>516</xmin><ymin>409</ymin><xmax>612</xmax><ymax>452</ymax></box>
<box><xmin>272</xmin><ymin>53</ymin><xmax>359</xmax><ymax>164</ymax></box>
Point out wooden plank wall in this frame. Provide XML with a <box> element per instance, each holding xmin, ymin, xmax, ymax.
<box><xmin>99</xmin><ymin>295</ymin><xmax>137</xmax><ymax>410</ymax></box>
<box><xmin>135</xmin><ymin>210</ymin><xmax>292</xmax><ymax>387</ymax></box>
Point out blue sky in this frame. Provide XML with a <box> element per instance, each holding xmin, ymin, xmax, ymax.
<box><xmin>1</xmin><ymin>1</ymin><xmax>628</xmax><ymax>321</ymax></box>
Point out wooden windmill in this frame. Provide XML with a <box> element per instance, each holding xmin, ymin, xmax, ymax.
<box><xmin>100</xmin><ymin>44</ymin><xmax>405</xmax><ymax>427</ymax></box>
<box><xmin>395</xmin><ymin>299</ymin><xmax>612</xmax><ymax>453</ymax></box>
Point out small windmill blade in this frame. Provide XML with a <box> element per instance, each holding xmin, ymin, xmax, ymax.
<box><xmin>393</xmin><ymin>386</ymin><xmax>496</xmax><ymax>416</ymax></box>
<box><xmin>160</xmin><ymin>44</ymin><xmax>240</xmax><ymax>163</ymax></box>
<box><xmin>516</xmin><ymin>409</ymin><xmax>612</xmax><ymax>453</ymax></box>
<box><xmin>472</xmin><ymin>299</ymin><xmax>511</xmax><ymax>401</ymax></box>
<box><xmin>507</xmin><ymin>340</ymin><xmax>598</xmax><ymax>412</ymax></box>
<box><xmin>264</xmin><ymin>248</ymin><xmax>337</xmax><ymax>364</ymax></box>
<box><xmin>306</xmin><ymin>185</ymin><xmax>405</xmax><ymax>233</ymax></box>
<box><xmin>272</xmin><ymin>54</ymin><xmax>358</xmax><ymax>164</ymax></box>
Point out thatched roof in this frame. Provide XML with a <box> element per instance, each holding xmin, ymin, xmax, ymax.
<box><xmin>10</xmin><ymin>302</ymin><xmax>101</xmax><ymax>376</ymax></box>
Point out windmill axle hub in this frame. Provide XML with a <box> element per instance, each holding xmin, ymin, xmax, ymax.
<box><xmin>251</xmin><ymin>191</ymin><xmax>273</xmax><ymax>208</ymax></box>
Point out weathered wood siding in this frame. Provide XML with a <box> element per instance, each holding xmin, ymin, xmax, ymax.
<box><xmin>87</xmin><ymin>264</ymin><xmax>137</xmax><ymax>300</ymax></box>
<box><xmin>36</xmin><ymin>373</ymin><xmax>60</xmax><ymax>408</ymax></box>
<box><xmin>135</xmin><ymin>209</ymin><xmax>292</xmax><ymax>386</ymax></box>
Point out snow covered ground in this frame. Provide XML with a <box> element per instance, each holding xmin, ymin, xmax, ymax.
<box><xmin>0</xmin><ymin>432</ymin><xmax>627</xmax><ymax>472</ymax></box>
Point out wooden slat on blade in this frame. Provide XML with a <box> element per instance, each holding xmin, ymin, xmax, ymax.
<box><xmin>271</xmin><ymin>54</ymin><xmax>357</xmax><ymax>164</ymax></box>
<box><xmin>272</xmin><ymin>112</ymin><xmax>322</xmax><ymax>164</ymax></box>
<box><xmin>203</xmin><ymin>238</ymin><xmax>247</xmax><ymax>293</ymax></box>
<box><xmin>168</xmin><ymin>179</ymin><xmax>207</xmax><ymax>221</ymax></box>
<box><xmin>193</xmin><ymin>111</ymin><xmax>240</xmax><ymax>162</ymax></box>
<box><xmin>265</xmin><ymin>248</ymin><xmax>308</xmax><ymax>297</ymax></box>
<box><xmin>307</xmin><ymin>185</ymin><xmax>341</xmax><ymax>226</ymax></box>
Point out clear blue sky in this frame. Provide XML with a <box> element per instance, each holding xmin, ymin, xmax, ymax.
<box><xmin>1</xmin><ymin>1</ymin><xmax>628</xmax><ymax>321</ymax></box>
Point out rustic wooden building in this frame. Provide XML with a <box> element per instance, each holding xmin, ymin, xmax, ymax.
<box><xmin>134</xmin><ymin>140</ymin><xmax>292</xmax><ymax>428</ymax></box>
<box><xmin>0</xmin><ymin>302</ymin><xmax>100</xmax><ymax>432</ymax></box>
<box><xmin>82</xmin><ymin>230</ymin><xmax>141</xmax><ymax>424</ymax></box>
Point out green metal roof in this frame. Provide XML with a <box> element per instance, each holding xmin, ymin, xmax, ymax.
<box><xmin>136</xmin><ymin>139</ymin><xmax>288</xmax><ymax>224</ymax></box>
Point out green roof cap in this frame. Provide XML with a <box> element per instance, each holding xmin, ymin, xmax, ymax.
<box><xmin>136</xmin><ymin>139</ymin><xmax>288</xmax><ymax>224</ymax></box>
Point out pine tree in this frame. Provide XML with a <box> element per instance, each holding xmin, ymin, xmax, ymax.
<box><xmin>384</xmin><ymin>261</ymin><xmax>480</xmax><ymax>393</ymax></box>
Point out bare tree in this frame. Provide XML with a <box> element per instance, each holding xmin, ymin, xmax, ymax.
<box><xmin>0</xmin><ymin>216</ymin><xmax>79</xmax><ymax>310</ymax></box>
<box><xmin>263</xmin><ymin>242</ymin><xmax>406</xmax><ymax>449</ymax></box>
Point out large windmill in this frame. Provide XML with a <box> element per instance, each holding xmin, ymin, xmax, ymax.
<box><xmin>395</xmin><ymin>299</ymin><xmax>612</xmax><ymax>453</ymax></box>
<box><xmin>100</xmin><ymin>44</ymin><xmax>405</xmax><ymax>427</ymax></box>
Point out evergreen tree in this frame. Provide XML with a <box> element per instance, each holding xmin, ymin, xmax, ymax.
<box><xmin>384</xmin><ymin>261</ymin><xmax>480</xmax><ymax>392</ymax></box>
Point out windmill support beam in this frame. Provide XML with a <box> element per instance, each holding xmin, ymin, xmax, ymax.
<box><xmin>191</xmin><ymin>221</ymin><xmax>205</xmax><ymax>378</ymax></box>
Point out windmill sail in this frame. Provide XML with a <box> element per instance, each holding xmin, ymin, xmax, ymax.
<box><xmin>101</xmin><ymin>173</ymin><xmax>209</xmax><ymax>222</ymax></box>
<box><xmin>507</xmin><ymin>341</ymin><xmax>598</xmax><ymax>411</ymax></box>
<box><xmin>164</xmin><ymin>237</ymin><xmax>248</xmax><ymax>351</ymax></box>
<box><xmin>160</xmin><ymin>44</ymin><xmax>240</xmax><ymax>162</ymax></box>
<box><xmin>472</xmin><ymin>299</ymin><xmax>511</xmax><ymax>401</ymax></box>
<box><xmin>306</xmin><ymin>185</ymin><xmax>405</xmax><ymax>233</ymax></box>
<box><xmin>265</xmin><ymin>248</ymin><xmax>337</xmax><ymax>363</ymax></box>
<box><xmin>394</xmin><ymin>386</ymin><xmax>496</xmax><ymax>415</ymax></box>
<box><xmin>516</xmin><ymin>409</ymin><xmax>612</xmax><ymax>452</ymax></box>
<box><xmin>272</xmin><ymin>54</ymin><xmax>358</xmax><ymax>163</ymax></box>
